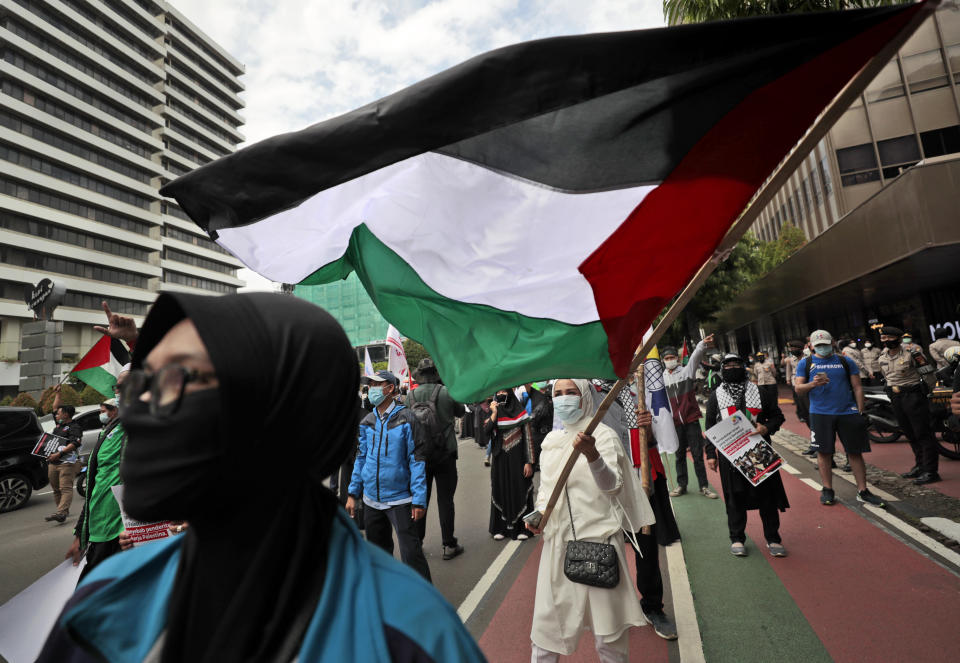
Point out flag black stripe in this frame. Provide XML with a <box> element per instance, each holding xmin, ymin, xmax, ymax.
<box><xmin>161</xmin><ymin>5</ymin><xmax>913</xmax><ymax>233</ymax></box>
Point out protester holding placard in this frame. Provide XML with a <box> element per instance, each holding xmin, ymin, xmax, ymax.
<box><xmin>704</xmin><ymin>354</ymin><xmax>789</xmax><ymax>558</ymax></box>
<box><xmin>43</xmin><ymin>387</ymin><xmax>82</xmax><ymax>523</ymax></box>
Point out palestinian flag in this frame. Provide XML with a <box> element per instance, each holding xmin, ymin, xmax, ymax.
<box><xmin>71</xmin><ymin>337</ymin><xmax>130</xmax><ymax>398</ymax></box>
<box><xmin>161</xmin><ymin>3</ymin><xmax>929</xmax><ymax>402</ymax></box>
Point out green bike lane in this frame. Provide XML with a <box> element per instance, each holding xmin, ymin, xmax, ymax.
<box><xmin>672</xmin><ymin>457</ymin><xmax>960</xmax><ymax>663</ymax></box>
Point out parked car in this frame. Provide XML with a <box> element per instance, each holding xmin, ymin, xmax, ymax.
<box><xmin>0</xmin><ymin>406</ymin><xmax>48</xmax><ymax>513</ymax></box>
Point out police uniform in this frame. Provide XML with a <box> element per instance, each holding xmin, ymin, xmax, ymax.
<box><xmin>878</xmin><ymin>327</ymin><xmax>938</xmax><ymax>481</ymax></box>
<box><xmin>861</xmin><ymin>346</ymin><xmax>881</xmax><ymax>383</ymax></box>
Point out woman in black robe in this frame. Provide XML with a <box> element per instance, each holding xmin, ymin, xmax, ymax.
<box><xmin>705</xmin><ymin>354</ymin><xmax>789</xmax><ymax>558</ymax></box>
<box><xmin>485</xmin><ymin>389</ymin><xmax>535</xmax><ymax>540</ymax></box>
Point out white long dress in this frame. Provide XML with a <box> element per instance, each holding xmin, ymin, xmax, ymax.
<box><xmin>530</xmin><ymin>387</ymin><xmax>655</xmax><ymax>655</ymax></box>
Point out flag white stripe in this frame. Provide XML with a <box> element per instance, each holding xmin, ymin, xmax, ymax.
<box><xmin>216</xmin><ymin>152</ymin><xmax>653</xmax><ymax>325</ymax></box>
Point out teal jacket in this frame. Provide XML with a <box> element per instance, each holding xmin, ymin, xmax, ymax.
<box><xmin>40</xmin><ymin>511</ymin><xmax>486</xmax><ymax>663</ymax></box>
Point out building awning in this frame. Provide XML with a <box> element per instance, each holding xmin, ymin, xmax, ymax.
<box><xmin>714</xmin><ymin>156</ymin><xmax>960</xmax><ymax>333</ymax></box>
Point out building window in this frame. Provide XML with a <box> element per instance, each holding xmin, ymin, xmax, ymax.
<box><xmin>0</xmin><ymin>111</ymin><xmax>153</xmax><ymax>184</ymax></box>
<box><xmin>900</xmin><ymin>49</ymin><xmax>950</xmax><ymax>93</ymax></box>
<box><xmin>162</xmin><ymin>224</ymin><xmax>234</xmax><ymax>256</ymax></box>
<box><xmin>836</xmin><ymin>144</ymin><xmax>879</xmax><ymax>187</ymax></box>
<box><xmin>947</xmin><ymin>45</ymin><xmax>960</xmax><ymax>84</ymax></box>
<box><xmin>0</xmin><ymin>246</ymin><xmax>149</xmax><ymax>288</ymax></box>
<box><xmin>802</xmin><ymin>177</ymin><xmax>813</xmax><ymax>212</ymax></box>
<box><xmin>811</xmin><ymin>168</ymin><xmax>824</xmax><ymax>206</ymax></box>
<box><xmin>0</xmin><ymin>211</ymin><xmax>151</xmax><ymax>261</ymax></box>
<box><xmin>0</xmin><ymin>177</ymin><xmax>151</xmax><ymax>235</ymax></box>
<box><xmin>819</xmin><ymin>158</ymin><xmax>833</xmax><ymax>197</ymax></box>
<box><xmin>2</xmin><ymin>81</ymin><xmax>155</xmax><ymax>159</ymax></box>
<box><xmin>0</xmin><ymin>145</ymin><xmax>153</xmax><ymax>209</ymax></box>
<box><xmin>164</xmin><ymin>269</ymin><xmax>237</xmax><ymax>294</ymax></box>
<box><xmin>920</xmin><ymin>125</ymin><xmax>960</xmax><ymax>158</ymax></box>
<box><xmin>164</xmin><ymin>248</ymin><xmax>236</xmax><ymax>275</ymax></box>
<box><xmin>876</xmin><ymin>135</ymin><xmax>921</xmax><ymax>179</ymax></box>
<box><xmin>865</xmin><ymin>59</ymin><xmax>904</xmax><ymax>103</ymax></box>
<box><xmin>63</xmin><ymin>291</ymin><xmax>149</xmax><ymax>315</ymax></box>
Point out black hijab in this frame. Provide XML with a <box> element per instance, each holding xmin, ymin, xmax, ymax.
<box><xmin>120</xmin><ymin>292</ymin><xmax>359</xmax><ymax>663</ymax></box>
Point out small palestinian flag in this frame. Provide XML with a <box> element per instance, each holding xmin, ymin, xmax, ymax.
<box><xmin>680</xmin><ymin>340</ymin><xmax>691</xmax><ymax>367</ymax></box>
<box><xmin>71</xmin><ymin>337</ymin><xmax>130</xmax><ymax>398</ymax></box>
<box><xmin>161</xmin><ymin>3</ymin><xmax>929</xmax><ymax>402</ymax></box>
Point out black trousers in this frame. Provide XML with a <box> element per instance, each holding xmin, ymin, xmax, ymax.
<box><xmin>675</xmin><ymin>421</ymin><xmax>708</xmax><ymax>490</ymax></box>
<box><xmin>365</xmin><ymin>503</ymin><xmax>432</xmax><ymax>582</ymax></box>
<box><xmin>727</xmin><ymin>503</ymin><xmax>781</xmax><ymax>544</ymax></box>
<box><xmin>890</xmin><ymin>389</ymin><xmax>939</xmax><ymax>474</ymax></box>
<box><xmin>78</xmin><ymin>537</ymin><xmax>122</xmax><ymax>583</ymax></box>
<box><xmin>415</xmin><ymin>454</ymin><xmax>459</xmax><ymax>547</ymax></box>
<box><xmin>792</xmin><ymin>386</ymin><xmax>809</xmax><ymax>425</ymax></box>
<box><xmin>633</xmin><ymin>526</ymin><xmax>663</xmax><ymax>614</ymax></box>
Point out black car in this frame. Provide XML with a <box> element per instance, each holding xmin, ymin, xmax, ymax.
<box><xmin>0</xmin><ymin>406</ymin><xmax>48</xmax><ymax>513</ymax></box>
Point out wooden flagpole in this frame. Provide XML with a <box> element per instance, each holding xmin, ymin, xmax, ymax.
<box><xmin>537</xmin><ymin>0</ymin><xmax>937</xmax><ymax>531</ymax></box>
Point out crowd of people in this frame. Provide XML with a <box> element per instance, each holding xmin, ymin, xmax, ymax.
<box><xmin>33</xmin><ymin>292</ymin><xmax>960</xmax><ymax>662</ymax></box>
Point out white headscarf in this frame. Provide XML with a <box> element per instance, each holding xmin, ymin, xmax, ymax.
<box><xmin>555</xmin><ymin>378</ymin><xmax>596</xmax><ymax>433</ymax></box>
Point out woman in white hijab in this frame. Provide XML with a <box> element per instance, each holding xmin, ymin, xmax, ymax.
<box><xmin>527</xmin><ymin>378</ymin><xmax>655</xmax><ymax>662</ymax></box>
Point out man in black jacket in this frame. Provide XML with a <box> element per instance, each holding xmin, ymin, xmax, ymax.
<box><xmin>44</xmin><ymin>386</ymin><xmax>83</xmax><ymax>523</ymax></box>
<box><xmin>411</xmin><ymin>358</ymin><xmax>465</xmax><ymax>560</ymax></box>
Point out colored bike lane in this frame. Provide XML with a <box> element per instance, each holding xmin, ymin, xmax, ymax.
<box><xmin>473</xmin><ymin>452</ymin><xmax>960</xmax><ymax>662</ymax></box>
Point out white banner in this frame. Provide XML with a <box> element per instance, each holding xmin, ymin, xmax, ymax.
<box><xmin>386</xmin><ymin>325</ymin><xmax>410</xmax><ymax>384</ymax></box>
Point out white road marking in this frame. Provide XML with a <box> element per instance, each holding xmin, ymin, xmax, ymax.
<box><xmin>36</xmin><ymin>490</ymin><xmax>53</xmax><ymax>496</ymax></box>
<box><xmin>800</xmin><ymin>477</ymin><xmax>823</xmax><ymax>491</ymax></box>
<box><xmin>863</xmin><ymin>504</ymin><xmax>960</xmax><ymax>567</ymax></box>
<box><xmin>665</xmin><ymin>542</ymin><xmax>706</xmax><ymax>663</ymax></box>
<box><xmin>456</xmin><ymin>540</ymin><xmax>522</xmax><ymax>623</ymax></box>
<box><xmin>781</xmin><ymin>463</ymin><xmax>801</xmax><ymax>475</ymax></box>
<box><xmin>830</xmin><ymin>471</ymin><xmax>900</xmax><ymax>501</ymax></box>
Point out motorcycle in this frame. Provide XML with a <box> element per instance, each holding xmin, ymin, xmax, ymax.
<box><xmin>931</xmin><ymin>356</ymin><xmax>960</xmax><ymax>460</ymax></box>
<box><xmin>863</xmin><ymin>386</ymin><xmax>902</xmax><ymax>444</ymax></box>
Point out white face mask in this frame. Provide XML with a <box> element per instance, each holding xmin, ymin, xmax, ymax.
<box><xmin>864</xmin><ymin>342</ymin><xmax>872</xmax><ymax>348</ymax></box>
<box><xmin>848</xmin><ymin>342</ymin><xmax>856</xmax><ymax>348</ymax></box>
<box><xmin>803</xmin><ymin>348</ymin><xmax>811</xmax><ymax>357</ymax></box>
<box><xmin>99</xmin><ymin>412</ymin><xmax>110</xmax><ymax>425</ymax></box>
<box><xmin>552</xmin><ymin>394</ymin><xmax>583</xmax><ymax>423</ymax></box>
<box><xmin>664</xmin><ymin>358</ymin><xmax>679</xmax><ymax>370</ymax></box>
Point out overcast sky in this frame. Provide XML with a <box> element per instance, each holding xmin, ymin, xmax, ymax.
<box><xmin>169</xmin><ymin>0</ymin><xmax>665</xmax><ymax>290</ymax></box>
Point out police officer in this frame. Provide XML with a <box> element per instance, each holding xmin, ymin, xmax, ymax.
<box><xmin>861</xmin><ymin>339</ymin><xmax>881</xmax><ymax>386</ymax></box>
<box><xmin>929</xmin><ymin>327</ymin><xmax>960</xmax><ymax>371</ymax></box>
<box><xmin>878</xmin><ymin>326</ymin><xmax>939</xmax><ymax>484</ymax></box>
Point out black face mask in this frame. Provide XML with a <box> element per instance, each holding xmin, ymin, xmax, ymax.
<box><xmin>121</xmin><ymin>389</ymin><xmax>224</xmax><ymax>523</ymax></box>
<box><xmin>883</xmin><ymin>339</ymin><xmax>901</xmax><ymax>349</ymax></box>
<box><xmin>790</xmin><ymin>349</ymin><xmax>802</xmax><ymax>357</ymax></box>
<box><xmin>721</xmin><ymin>367</ymin><xmax>746</xmax><ymax>383</ymax></box>
<box><xmin>496</xmin><ymin>393</ymin><xmax>508</xmax><ymax>403</ymax></box>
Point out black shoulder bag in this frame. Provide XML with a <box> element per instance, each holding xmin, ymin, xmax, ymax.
<box><xmin>563</xmin><ymin>487</ymin><xmax>619</xmax><ymax>589</ymax></box>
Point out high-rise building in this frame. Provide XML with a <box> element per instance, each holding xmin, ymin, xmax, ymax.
<box><xmin>715</xmin><ymin>8</ymin><xmax>960</xmax><ymax>355</ymax></box>
<box><xmin>0</xmin><ymin>0</ymin><xmax>245</xmax><ymax>395</ymax></box>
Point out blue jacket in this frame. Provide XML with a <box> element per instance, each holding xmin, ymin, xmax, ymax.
<box><xmin>39</xmin><ymin>511</ymin><xmax>486</xmax><ymax>663</ymax></box>
<box><xmin>349</xmin><ymin>404</ymin><xmax>427</xmax><ymax>507</ymax></box>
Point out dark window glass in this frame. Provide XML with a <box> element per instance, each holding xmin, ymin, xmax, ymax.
<box><xmin>920</xmin><ymin>125</ymin><xmax>960</xmax><ymax>158</ymax></box>
<box><xmin>0</xmin><ymin>246</ymin><xmax>149</xmax><ymax>288</ymax></box>
<box><xmin>841</xmin><ymin>170</ymin><xmax>881</xmax><ymax>186</ymax></box>
<box><xmin>836</xmin><ymin>144</ymin><xmax>878</xmax><ymax>173</ymax></box>
<box><xmin>877</xmin><ymin>135</ymin><xmax>921</xmax><ymax>166</ymax></box>
<box><xmin>163</xmin><ymin>270</ymin><xmax>237</xmax><ymax>294</ymax></box>
<box><xmin>0</xmin><ymin>211</ymin><xmax>151</xmax><ymax>261</ymax></box>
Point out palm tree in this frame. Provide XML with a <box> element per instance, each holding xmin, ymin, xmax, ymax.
<box><xmin>663</xmin><ymin>0</ymin><xmax>903</xmax><ymax>25</ymax></box>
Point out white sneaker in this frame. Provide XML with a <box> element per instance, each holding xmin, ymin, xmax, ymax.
<box><xmin>493</xmin><ymin>533</ymin><xmax>505</xmax><ymax>540</ymax></box>
<box><xmin>517</xmin><ymin>533</ymin><xmax>529</xmax><ymax>541</ymax></box>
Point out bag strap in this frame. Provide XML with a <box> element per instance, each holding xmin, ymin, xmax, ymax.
<box><xmin>565</xmin><ymin>486</ymin><xmax>577</xmax><ymax>541</ymax></box>
<box><xmin>430</xmin><ymin>383</ymin><xmax>442</xmax><ymax>405</ymax></box>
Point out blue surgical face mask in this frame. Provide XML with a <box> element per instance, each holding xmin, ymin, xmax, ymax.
<box><xmin>368</xmin><ymin>386</ymin><xmax>386</xmax><ymax>406</ymax></box>
<box><xmin>99</xmin><ymin>412</ymin><xmax>110</xmax><ymax>425</ymax></box>
<box><xmin>553</xmin><ymin>394</ymin><xmax>583</xmax><ymax>423</ymax></box>
<box><xmin>814</xmin><ymin>345</ymin><xmax>833</xmax><ymax>357</ymax></box>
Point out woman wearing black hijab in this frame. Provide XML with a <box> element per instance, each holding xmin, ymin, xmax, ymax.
<box><xmin>704</xmin><ymin>354</ymin><xmax>789</xmax><ymax>559</ymax></box>
<box><xmin>484</xmin><ymin>388</ymin><xmax>535</xmax><ymax>541</ymax></box>
<box><xmin>38</xmin><ymin>292</ymin><xmax>485</xmax><ymax>663</ymax></box>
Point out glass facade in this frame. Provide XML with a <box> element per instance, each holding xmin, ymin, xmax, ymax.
<box><xmin>294</xmin><ymin>274</ymin><xmax>392</xmax><ymax>347</ymax></box>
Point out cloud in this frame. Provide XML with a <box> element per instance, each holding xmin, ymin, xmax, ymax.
<box><xmin>165</xmin><ymin>0</ymin><xmax>664</xmax><ymax>290</ymax></box>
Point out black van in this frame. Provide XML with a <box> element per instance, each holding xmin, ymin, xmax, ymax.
<box><xmin>0</xmin><ymin>406</ymin><xmax>48</xmax><ymax>512</ymax></box>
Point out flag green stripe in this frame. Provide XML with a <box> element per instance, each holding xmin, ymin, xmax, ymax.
<box><xmin>72</xmin><ymin>366</ymin><xmax>116</xmax><ymax>398</ymax></box>
<box><xmin>298</xmin><ymin>224</ymin><xmax>616</xmax><ymax>402</ymax></box>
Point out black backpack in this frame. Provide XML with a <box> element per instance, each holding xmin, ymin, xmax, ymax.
<box><xmin>411</xmin><ymin>385</ymin><xmax>446</xmax><ymax>465</ymax></box>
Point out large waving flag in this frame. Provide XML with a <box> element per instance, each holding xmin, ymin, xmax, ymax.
<box><xmin>71</xmin><ymin>337</ymin><xmax>129</xmax><ymax>398</ymax></box>
<box><xmin>161</xmin><ymin>4</ymin><xmax>927</xmax><ymax>402</ymax></box>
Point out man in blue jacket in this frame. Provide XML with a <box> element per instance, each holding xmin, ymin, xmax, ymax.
<box><xmin>347</xmin><ymin>370</ymin><xmax>432</xmax><ymax>581</ymax></box>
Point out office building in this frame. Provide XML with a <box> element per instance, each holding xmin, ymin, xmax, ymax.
<box><xmin>0</xmin><ymin>0</ymin><xmax>245</xmax><ymax>395</ymax></box>
<box><xmin>715</xmin><ymin>7</ymin><xmax>960</xmax><ymax>355</ymax></box>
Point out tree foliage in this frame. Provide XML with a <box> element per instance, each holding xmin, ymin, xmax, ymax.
<box><xmin>663</xmin><ymin>0</ymin><xmax>900</xmax><ymax>25</ymax></box>
<box><xmin>402</xmin><ymin>339</ymin><xmax>432</xmax><ymax>372</ymax></box>
<box><xmin>39</xmin><ymin>385</ymin><xmax>82</xmax><ymax>414</ymax></box>
<box><xmin>79</xmin><ymin>384</ymin><xmax>107</xmax><ymax>406</ymax></box>
<box><xmin>10</xmin><ymin>392</ymin><xmax>40</xmax><ymax>414</ymax></box>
